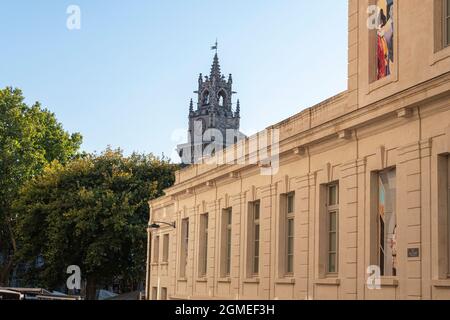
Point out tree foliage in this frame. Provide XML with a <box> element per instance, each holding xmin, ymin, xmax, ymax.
<box><xmin>0</xmin><ymin>87</ymin><xmax>82</xmax><ymax>284</ymax></box>
<box><xmin>14</xmin><ymin>149</ymin><xmax>177</xmax><ymax>298</ymax></box>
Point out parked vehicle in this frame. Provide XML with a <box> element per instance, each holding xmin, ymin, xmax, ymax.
<box><xmin>0</xmin><ymin>289</ymin><xmax>25</xmax><ymax>300</ymax></box>
<box><xmin>0</xmin><ymin>287</ymin><xmax>81</xmax><ymax>300</ymax></box>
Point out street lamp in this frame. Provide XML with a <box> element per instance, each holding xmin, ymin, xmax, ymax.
<box><xmin>145</xmin><ymin>220</ymin><xmax>176</xmax><ymax>300</ymax></box>
<box><xmin>149</xmin><ymin>221</ymin><xmax>176</xmax><ymax>229</ymax></box>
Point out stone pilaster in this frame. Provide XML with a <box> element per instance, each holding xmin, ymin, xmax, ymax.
<box><xmin>307</xmin><ymin>172</ymin><xmax>317</xmax><ymax>297</ymax></box>
<box><xmin>169</xmin><ymin>209</ymin><xmax>180</xmax><ymax>296</ymax></box>
<box><xmin>356</xmin><ymin>158</ymin><xmax>367</xmax><ymax>300</ymax></box>
<box><xmin>397</xmin><ymin>141</ymin><xmax>430</xmax><ymax>299</ymax></box>
<box><xmin>207</xmin><ymin>200</ymin><xmax>219</xmax><ymax>297</ymax></box>
<box><xmin>230</xmin><ymin>193</ymin><xmax>246</xmax><ymax>299</ymax></box>
<box><xmin>260</xmin><ymin>184</ymin><xmax>276</xmax><ymax>299</ymax></box>
<box><xmin>419</xmin><ymin>140</ymin><xmax>432</xmax><ymax>300</ymax></box>
<box><xmin>187</xmin><ymin>207</ymin><xmax>197</xmax><ymax>297</ymax></box>
<box><xmin>339</xmin><ymin>159</ymin><xmax>363</xmax><ymax>300</ymax></box>
<box><xmin>294</xmin><ymin>174</ymin><xmax>312</xmax><ymax>299</ymax></box>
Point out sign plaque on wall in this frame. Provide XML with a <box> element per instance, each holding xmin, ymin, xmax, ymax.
<box><xmin>407</xmin><ymin>248</ymin><xmax>420</xmax><ymax>258</ymax></box>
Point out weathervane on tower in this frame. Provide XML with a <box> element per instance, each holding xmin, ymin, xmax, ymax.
<box><xmin>211</xmin><ymin>39</ymin><xmax>218</xmax><ymax>54</ymax></box>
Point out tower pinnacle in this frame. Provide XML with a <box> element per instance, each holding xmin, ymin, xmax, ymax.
<box><xmin>210</xmin><ymin>53</ymin><xmax>221</xmax><ymax>80</ymax></box>
<box><xmin>189</xmin><ymin>99</ymin><xmax>194</xmax><ymax>113</ymax></box>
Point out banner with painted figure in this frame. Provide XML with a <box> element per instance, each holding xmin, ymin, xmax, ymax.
<box><xmin>378</xmin><ymin>168</ymin><xmax>397</xmax><ymax>277</ymax></box>
<box><xmin>376</xmin><ymin>0</ymin><xmax>394</xmax><ymax>80</ymax></box>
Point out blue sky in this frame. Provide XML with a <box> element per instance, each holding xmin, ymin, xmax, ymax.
<box><xmin>0</xmin><ymin>0</ymin><xmax>348</xmax><ymax>160</ymax></box>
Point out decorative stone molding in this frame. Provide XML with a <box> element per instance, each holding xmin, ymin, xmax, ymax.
<box><xmin>205</xmin><ymin>180</ymin><xmax>215</xmax><ymax>187</ymax></box>
<box><xmin>397</xmin><ymin>107</ymin><xmax>413</xmax><ymax>118</ymax></box>
<box><xmin>323</xmin><ymin>162</ymin><xmax>332</xmax><ymax>183</ymax></box>
<box><xmin>201</xmin><ymin>200</ymin><xmax>207</xmax><ymax>213</ymax></box>
<box><xmin>293</xmin><ymin>146</ymin><xmax>306</xmax><ymax>157</ymax></box>
<box><xmin>224</xmin><ymin>193</ymin><xmax>230</xmax><ymax>208</ymax></box>
<box><xmin>247</xmin><ymin>186</ymin><xmax>256</xmax><ymax>202</ymax></box>
<box><xmin>229</xmin><ymin>172</ymin><xmax>239</xmax><ymax>179</ymax></box>
<box><xmin>375</xmin><ymin>145</ymin><xmax>386</xmax><ymax>170</ymax></box>
<box><xmin>338</xmin><ymin>129</ymin><xmax>352</xmax><ymax>140</ymax></box>
<box><xmin>258</xmin><ymin>160</ymin><xmax>272</xmax><ymax>168</ymax></box>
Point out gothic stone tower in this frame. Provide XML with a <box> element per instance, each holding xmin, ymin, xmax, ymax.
<box><xmin>177</xmin><ymin>53</ymin><xmax>246</xmax><ymax>164</ymax></box>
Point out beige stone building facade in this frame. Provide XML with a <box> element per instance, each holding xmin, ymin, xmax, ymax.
<box><xmin>146</xmin><ymin>0</ymin><xmax>450</xmax><ymax>300</ymax></box>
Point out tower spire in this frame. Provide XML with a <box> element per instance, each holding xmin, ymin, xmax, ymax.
<box><xmin>210</xmin><ymin>39</ymin><xmax>221</xmax><ymax>79</ymax></box>
<box><xmin>189</xmin><ymin>98</ymin><xmax>194</xmax><ymax>113</ymax></box>
<box><xmin>210</xmin><ymin>52</ymin><xmax>221</xmax><ymax>80</ymax></box>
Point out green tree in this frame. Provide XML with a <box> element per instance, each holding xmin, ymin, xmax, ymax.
<box><xmin>0</xmin><ymin>87</ymin><xmax>82</xmax><ymax>285</ymax></box>
<box><xmin>14</xmin><ymin>149</ymin><xmax>177</xmax><ymax>299</ymax></box>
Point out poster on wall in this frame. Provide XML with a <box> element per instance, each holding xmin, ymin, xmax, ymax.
<box><xmin>376</xmin><ymin>0</ymin><xmax>394</xmax><ymax>80</ymax></box>
<box><xmin>378</xmin><ymin>169</ymin><xmax>397</xmax><ymax>277</ymax></box>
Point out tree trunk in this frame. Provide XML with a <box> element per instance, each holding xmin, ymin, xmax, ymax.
<box><xmin>86</xmin><ymin>275</ymin><xmax>97</xmax><ymax>300</ymax></box>
<box><xmin>0</xmin><ymin>217</ymin><xmax>16</xmax><ymax>286</ymax></box>
<box><xmin>0</xmin><ymin>256</ymin><xmax>13</xmax><ymax>286</ymax></box>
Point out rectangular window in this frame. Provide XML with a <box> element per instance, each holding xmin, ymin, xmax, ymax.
<box><xmin>152</xmin><ymin>287</ymin><xmax>157</xmax><ymax>300</ymax></box>
<box><xmin>153</xmin><ymin>236</ymin><xmax>160</xmax><ymax>263</ymax></box>
<box><xmin>161</xmin><ymin>287</ymin><xmax>167</xmax><ymax>300</ymax></box>
<box><xmin>326</xmin><ymin>183</ymin><xmax>339</xmax><ymax>274</ymax></box>
<box><xmin>377</xmin><ymin>168</ymin><xmax>397</xmax><ymax>276</ymax></box>
<box><xmin>445</xmin><ymin>0</ymin><xmax>450</xmax><ymax>47</ymax></box>
<box><xmin>438</xmin><ymin>155</ymin><xmax>450</xmax><ymax>278</ymax></box>
<box><xmin>180</xmin><ymin>218</ymin><xmax>189</xmax><ymax>278</ymax></box>
<box><xmin>198</xmin><ymin>213</ymin><xmax>209</xmax><ymax>278</ymax></box>
<box><xmin>286</xmin><ymin>193</ymin><xmax>295</xmax><ymax>275</ymax></box>
<box><xmin>446</xmin><ymin>156</ymin><xmax>450</xmax><ymax>275</ymax></box>
<box><xmin>374</xmin><ymin>0</ymin><xmax>395</xmax><ymax>80</ymax></box>
<box><xmin>445</xmin><ymin>156</ymin><xmax>450</xmax><ymax>278</ymax></box>
<box><xmin>162</xmin><ymin>234</ymin><xmax>169</xmax><ymax>263</ymax></box>
<box><xmin>222</xmin><ymin>208</ymin><xmax>232</xmax><ymax>277</ymax></box>
<box><xmin>248</xmin><ymin>201</ymin><xmax>261</xmax><ymax>276</ymax></box>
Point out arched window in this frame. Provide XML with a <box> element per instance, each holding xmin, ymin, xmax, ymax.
<box><xmin>202</xmin><ymin>91</ymin><xmax>210</xmax><ymax>105</ymax></box>
<box><xmin>218</xmin><ymin>91</ymin><xmax>226</xmax><ymax>107</ymax></box>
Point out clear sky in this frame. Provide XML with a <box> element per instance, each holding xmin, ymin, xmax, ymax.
<box><xmin>0</xmin><ymin>0</ymin><xmax>348</xmax><ymax>161</ymax></box>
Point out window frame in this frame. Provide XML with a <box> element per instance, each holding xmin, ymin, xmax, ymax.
<box><xmin>375</xmin><ymin>167</ymin><xmax>397</xmax><ymax>277</ymax></box>
<box><xmin>153</xmin><ymin>235</ymin><xmax>160</xmax><ymax>264</ymax></box>
<box><xmin>160</xmin><ymin>287</ymin><xmax>167</xmax><ymax>300</ymax></box>
<box><xmin>222</xmin><ymin>208</ymin><xmax>233</xmax><ymax>277</ymax></box>
<box><xmin>162</xmin><ymin>233</ymin><xmax>169</xmax><ymax>263</ymax></box>
<box><xmin>447</xmin><ymin>156</ymin><xmax>450</xmax><ymax>276</ymax></box>
<box><xmin>286</xmin><ymin>192</ymin><xmax>295</xmax><ymax>276</ymax></box>
<box><xmin>326</xmin><ymin>183</ymin><xmax>339</xmax><ymax>275</ymax></box>
<box><xmin>198</xmin><ymin>213</ymin><xmax>209</xmax><ymax>278</ymax></box>
<box><xmin>249</xmin><ymin>201</ymin><xmax>261</xmax><ymax>276</ymax></box>
<box><xmin>436</xmin><ymin>155</ymin><xmax>450</xmax><ymax>279</ymax></box>
<box><xmin>180</xmin><ymin>218</ymin><xmax>189</xmax><ymax>278</ymax></box>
